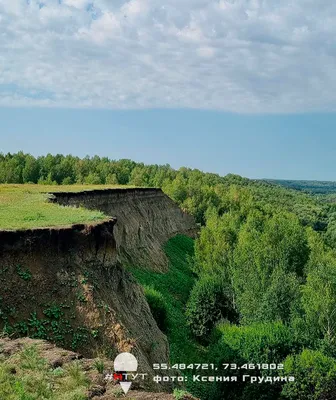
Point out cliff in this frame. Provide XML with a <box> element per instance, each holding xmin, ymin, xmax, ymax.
<box><xmin>50</xmin><ymin>188</ymin><xmax>197</xmax><ymax>271</ymax></box>
<box><xmin>0</xmin><ymin>188</ymin><xmax>197</xmax><ymax>390</ymax></box>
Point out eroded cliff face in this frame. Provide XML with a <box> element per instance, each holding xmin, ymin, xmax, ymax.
<box><xmin>0</xmin><ymin>221</ymin><xmax>169</xmax><ymax>388</ymax></box>
<box><xmin>51</xmin><ymin>188</ymin><xmax>197</xmax><ymax>271</ymax></box>
<box><xmin>0</xmin><ymin>188</ymin><xmax>197</xmax><ymax>390</ymax></box>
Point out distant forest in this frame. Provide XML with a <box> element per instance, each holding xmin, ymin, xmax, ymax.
<box><xmin>265</xmin><ymin>179</ymin><xmax>336</xmax><ymax>195</ymax></box>
<box><xmin>4</xmin><ymin>151</ymin><xmax>336</xmax><ymax>399</ymax></box>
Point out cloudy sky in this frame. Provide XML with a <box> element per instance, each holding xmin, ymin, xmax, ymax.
<box><xmin>1</xmin><ymin>0</ymin><xmax>336</xmax><ymax>113</ymax></box>
<box><xmin>1</xmin><ymin>1</ymin><xmax>336</xmax><ymax>180</ymax></box>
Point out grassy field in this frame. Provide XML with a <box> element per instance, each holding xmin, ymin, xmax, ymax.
<box><xmin>0</xmin><ymin>184</ymin><xmax>132</xmax><ymax>230</ymax></box>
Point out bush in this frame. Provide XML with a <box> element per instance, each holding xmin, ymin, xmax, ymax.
<box><xmin>205</xmin><ymin>322</ymin><xmax>299</xmax><ymax>400</ymax></box>
<box><xmin>144</xmin><ymin>286</ymin><xmax>168</xmax><ymax>332</ymax></box>
<box><xmin>282</xmin><ymin>349</ymin><xmax>336</xmax><ymax>399</ymax></box>
<box><xmin>186</xmin><ymin>275</ymin><xmax>236</xmax><ymax>341</ymax></box>
<box><xmin>213</xmin><ymin>321</ymin><xmax>297</xmax><ymax>364</ymax></box>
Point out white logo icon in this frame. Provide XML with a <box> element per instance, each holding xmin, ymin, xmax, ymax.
<box><xmin>114</xmin><ymin>352</ymin><xmax>138</xmax><ymax>394</ymax></box>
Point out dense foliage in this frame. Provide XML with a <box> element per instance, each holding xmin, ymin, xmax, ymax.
<box><xmin>144</xmin><ymin>286</ymin><xmax>168</xmax><ymax>332</ymax></box>
<box><xmin>282</xmin><ymin>349</ymin><xmax>336</xmax><ymax>399</ymax></box>
<box><xmin>186</xmin><ymin>275</ymin><xmax>237</xmax><ymax>341</ymax></box>
<box><xmin>188</xmin><ymin>179</ymin><xmax>336</xmax><ymax>398</ymax></box>
<box><xmin>266</xmin><ymin>179</ymin><xmax>336</xmax><ymax>195</ymax></box>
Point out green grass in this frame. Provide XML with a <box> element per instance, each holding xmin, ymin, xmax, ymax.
<box><xmin>0</xmin><ymin>184</ymin><xmax>133</xmax><ymax>230</ymax></box>
<box><xmin>0</xmin><ymin>345</ymin><xmax>90</xmax><ymax>400</ymax></box>
<box><xmin>129</xmin><ymin>235</ymin><xmax>205</xmax><ymax>363</ymax></box>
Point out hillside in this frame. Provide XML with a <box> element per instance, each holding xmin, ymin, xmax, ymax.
<box><xmin>3</xmin><ymin>153</ymin><xmax>336</xmax><ymax>400</ymax></box>
<box><xmin>0</xmin><ymin>337</ymin><xmax>198</xmax><ymax>400</ymax></box>
<box><xmin>0</xmin><ymin>187</ymin><xmax>197</xmax><ymax>393</ymax></box>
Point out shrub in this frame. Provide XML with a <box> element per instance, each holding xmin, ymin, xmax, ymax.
<box><xmin>144</xmin><ymin>286</ymin><xmax>168</xmax><ymax>332</ymax></box>
<box><xmin>282</xmin><ymin>349</ymin><xmax>336</xmax><ymax>399</ymax></box>
<box><xmin>186</xmin><ymin>275</ymin><xmax>236</xmax><ymax>341</ymax></box>
<box><xmin>206</xmin><ymin>322</ymin><xmax>298</xmax><ymax>400</ymax></box>
<box><xmin>213</xmin><ymin>321</ymin><xmax>298</xmax><ymax>364</ymax></box>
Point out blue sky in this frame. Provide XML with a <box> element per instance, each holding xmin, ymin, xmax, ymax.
<box><xmin>1</xmin><ymin>107</ymin><xmax>336</xmax><ymax>180</ymax></box>
<box><xmin>0</xmin><ymin>1</ymin><xmax>336</xmax><ymax>180</ymax></box>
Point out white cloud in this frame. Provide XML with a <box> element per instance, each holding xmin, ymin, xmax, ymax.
<box><xmin>197</xmin><ymin>46</ymin><xmax>216</xmax><ymax>58</ymax></box>
<box><xmin>0</xmin><ymin>0</ymin><xmax>335</xmax><ymax>113</ymax></box>
<box><xmin>63</xmin><ymin>0</ymin><xmax>90</xmax><ymax>9</ymax></box>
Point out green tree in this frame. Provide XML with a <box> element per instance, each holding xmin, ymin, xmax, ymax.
<box><xmin>301</xmin><ymin>261</ymin><xmax>336</xmax><ymax>351</ymax></box>
<box><xmin>232</xmin><ymin>212</ymin><xmax>308</xmax><ymax>323</ymax></box>
<box><xmin>282</xmin><ymin>349</ymin><xmax>336</xmax><ymax>400</ymax></box>
<box><xmin>186</xmin><ymin>275</ymin><xmax>237</xmax><ymax>341</ymax></box>
<box><xmin>22</xmin><ymin>155</ymin><xmax>40</xmax><ymax>183</ymax></box>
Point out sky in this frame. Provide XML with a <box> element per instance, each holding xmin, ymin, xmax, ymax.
<box><xmin>0</xmin><ymin>1</ymin><xmax>336</xmax><ymax>180</ymax></box>
<box><xmin>1</xmin><ymin>108</ymin><xmax>336</xmax><ymax>180</ymax></box>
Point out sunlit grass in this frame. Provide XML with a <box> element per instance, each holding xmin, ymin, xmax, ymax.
<box><xmin>0</xmin><ymin>345</ymin><xmax>90</xmax><ymax>400</ymax></box>
<box><xmin>0</xmin><ymin>184</ymin><xmax>133</xmax><ymax>230</ymax></box>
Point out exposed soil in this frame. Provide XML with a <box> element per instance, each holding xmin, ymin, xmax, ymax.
<box><xmin>51</xmin><ymin>188</ymin><xmax>197</xmax><ymax>271</ymax></box>
<box><xmin>0</xmin><ymin>219</ymin><xmax>169</xmax><ymax>388</ymax></box>
<box><xmin>0</xmin><ymin>188</ymin><xmax>198</xmax><ymax>392</ymax></box>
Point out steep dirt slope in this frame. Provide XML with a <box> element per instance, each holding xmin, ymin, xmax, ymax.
<box><xmin>0</xmin><ymin>188</ymin><xmax>198</xmax><ymax>391</ymax></box>
<box><xmin>51</xmin><ymin>188</ymin><xmax>197</xmax><ymax>271</ymax></box>
<box><xmin>0</xmin><ymin>221</ymin><xmax>168</xmax><ymax>388</ymax></box>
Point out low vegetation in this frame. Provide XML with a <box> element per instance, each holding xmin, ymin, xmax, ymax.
<box><xmin>0</xmin><ymin>345</ymin><xmax>89</xmax><ymax>400</ymax></box>
<box><xmin>129</xmin><ymin>235</ymin><xmax>202</xmax><ymax>363</ymax></box>
<box><xmin>143</xmin><ymin>286</ymin><xmax>168</xmax><ymax>332</ymax></box>
<box><xmin>0</xmin><ymin>184</ymin><xmax>125</xmax><ymax>230</ymax></box>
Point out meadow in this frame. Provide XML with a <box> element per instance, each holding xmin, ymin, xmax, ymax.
<box><xmin>0</xmin><ymin>184</ymin><xmax>131</xmax><ymax>230</ymax></box>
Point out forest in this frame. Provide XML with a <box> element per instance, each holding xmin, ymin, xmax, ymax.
<box><xmin>265</xmin><ymin>179</ymin><xmax>336</xmax><ymax>195</ymax></box>
<box><xmin>2</xmin><ymin>151</ymin><xmax>336</xmax><ymax>399</ymax></box>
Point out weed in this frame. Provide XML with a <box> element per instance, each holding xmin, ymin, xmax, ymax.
<box><xmin>52</xmin><ymin>367</ymin><xmax>65</xmax><ymax>377</ymax></box>
<box><xmin>16</xmin><ymin>265</ymin><xmax>32</xmax><ymax>281</ymax></box>
<box><xmin>43</xmin><ymin>304</ymin><xmax>64</xmax><ymax>320</ymax></box>
<box><xmin>66</xmin><ymin>361</ymin><xmax>89</xmax><ymax>388</ymax></box>
<box><xmin>0</xmin><ymin>345</ymin><xmax>89</xmax><ymax>399</ymax></box>
<box><xmin>91</xmin><ymin>329</ymin><xmax>99</xmax><ymax>338</ymax></box>
<box><xmin>111</xmin><ymin>387</ymin><xmax>125</xmax><ymax>397</ymax></box>
<box><xmin>93</xmin><ymin>359</ymin><xmax>105</xmax><ymax>374</ymax></box>
<box><xmin>173</xmin><ymin>389</ymin><xmax>189</xmax><ymax>400</ymax></box>
<box><xmin>76</xmin><ymin>291</ymin><xmax>87</xmax><ymax>303</ymax></box>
